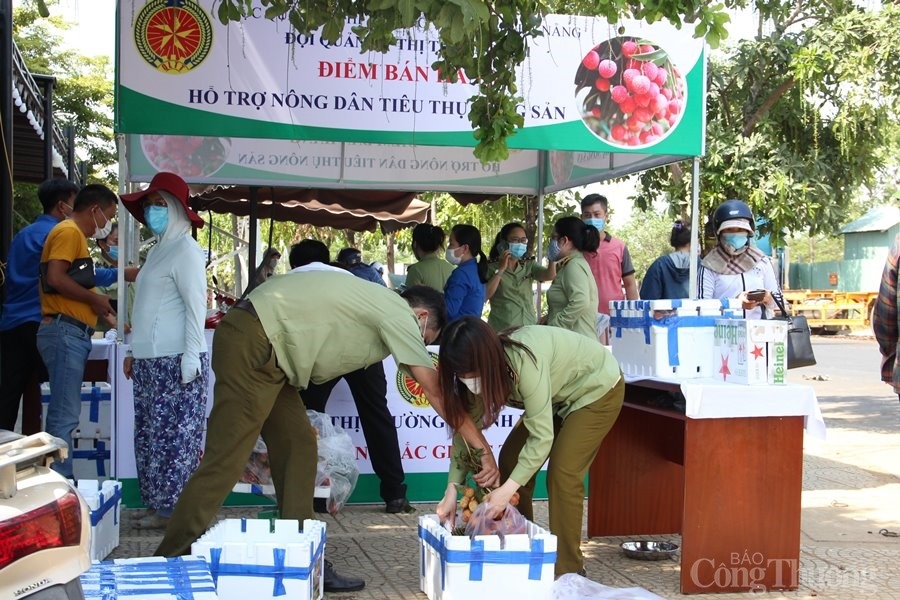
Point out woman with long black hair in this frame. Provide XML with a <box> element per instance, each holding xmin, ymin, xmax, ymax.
<box><xmin>434</xmin><ymin>317</ymin><xmax>624</xmax><ymax>578</ymax></box>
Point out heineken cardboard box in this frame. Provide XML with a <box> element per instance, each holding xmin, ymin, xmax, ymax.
<box><xmin>713</xmin><ymin>319</ymin><xmax>788</xmax><ymax>385</ymax></box>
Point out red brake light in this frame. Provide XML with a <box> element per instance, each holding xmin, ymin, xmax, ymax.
<box><xmin>0</xmin><ymin>490</ymin><xmax>82</xmax><ymax>569</ymax></box>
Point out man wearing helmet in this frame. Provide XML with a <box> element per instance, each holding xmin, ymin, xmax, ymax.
<box><xmin>698</xmin><ymin>200</ymin><xmax>780</xmax><ymax>319</ymax></box>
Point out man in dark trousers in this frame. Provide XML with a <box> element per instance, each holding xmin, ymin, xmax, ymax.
<box><xmin>295</xmin><ymin>241</ymin><xmax>414</xmax><ymax>513</ymax></box>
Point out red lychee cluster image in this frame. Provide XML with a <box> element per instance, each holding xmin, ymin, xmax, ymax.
<box><xmin>575</xmin><ymin>37</ymin><xmax>686</xmax><ymax>148</ymax></box>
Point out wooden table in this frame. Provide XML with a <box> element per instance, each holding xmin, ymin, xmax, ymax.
<box><xmin>588</xmin><ymin>380</ymin><xmax>804</xmax><ymax>594</ymax></box>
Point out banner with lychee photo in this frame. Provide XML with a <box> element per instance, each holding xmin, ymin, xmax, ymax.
<box><xmin>116</xmin><ymin>5</ymin><xmax>706</xmax><ymax>161</ymax></box>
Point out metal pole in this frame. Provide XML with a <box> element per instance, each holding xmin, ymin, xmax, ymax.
<box><xmin>247</xmin><ymin>186</ymin><xmax>258</xmax><ymax>293</ymax></box>
<box><xmin>115</xmin><ymin>134</ymin><xmax>129</xmax><ymax>342</ymax></box>
<box><xmin>535</xmin><ymin>150</ymin><xmax>547</xmax><ymax>317</ymax></box>
<box><xmin>1</xmin><ymin>0</ymin><xmax>14</xmax><ymax>275</ymax></box>
<box><xmin>689</xmin><ymin>157</ymin><xmax>701</xmax><ymax>299</ymax></box>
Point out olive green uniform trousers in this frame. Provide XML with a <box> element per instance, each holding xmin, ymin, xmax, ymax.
<box><xmin>499</xmin><ymin>376</ymin><xmax>625</xmax><ymax>576</ymax></box>
<box><xmin>156</xmin><ymin>307</ymin><xmax>317</xmax><ymax>556</ymax></box>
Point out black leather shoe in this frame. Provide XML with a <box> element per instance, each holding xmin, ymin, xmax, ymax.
<box><xmin>385</xmin><ymin>497</ymin><xmax>416</xmax><ymax>514</ymax></box>
<box><xmin>323</xmin><ymin>559</ymin><xmax>365</xmax><ymax>593</ymax></box>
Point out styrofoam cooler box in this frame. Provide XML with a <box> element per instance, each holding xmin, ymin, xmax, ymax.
<box><xmin>192</xmin><ymin>518</ymin><xmax>326</xmax><ymax>600</ymax></box>
<box><xmin>77</xmin><ymin>479</ymin><xmax>122</xmax><ymax>560</ymax></box>
<box><xmin>418</xmin><ymin>514</ymin><xmax>557</xmax><ymax>600</ymax></box>
<box><xmin>41</xmin><ymin>381</ymin><xmax>112</xmax><ymax>439</ymax></box>
<box><xmin>609</xmin><ymin>299</ymin><xmax>743</xmax><ymax>379</ymax></box>
<box><xmin>41</xmin><ymin>382</ymin><xmax>112</xmax><ymax>480</ymax></box>
<box><xmin>81</xmin><ymin>556</ymin><xmax>219</xmax><ymax>599</ymax></box>
<box><xmin>713</xmin><ymin>318</ymin><xmax>788</xmax><ymax>385</ymax></box>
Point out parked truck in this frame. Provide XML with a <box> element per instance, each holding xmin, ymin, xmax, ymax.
<box><xmin>782</xmin><ymin>290</ymin><xmax>878</xmax><ymax>333</ymax></box>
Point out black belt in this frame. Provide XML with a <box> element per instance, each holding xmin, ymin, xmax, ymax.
<box><xmin>45</xmin><ymin>313</ymin><xmax>95</xmax><ymax>336</ymax></box>
<box><xmin>233</xmin><ymin>298</ymin><xmax>258</xmax><ymax>319</ymax></box>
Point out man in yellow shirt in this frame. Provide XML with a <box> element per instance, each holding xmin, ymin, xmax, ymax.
<box><xmin>37</xmin><ymin>184</ymin><xmax>137</xmax><ymax>479</ymax></box>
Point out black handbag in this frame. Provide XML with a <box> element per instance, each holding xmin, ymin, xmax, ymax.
<box><xmin>39</xmin><ymin>258</ymin><xmax>96</xmax><ymax>294</ymax></box>
<box><xmin>771</xmin><ymin>293</ymin><xmax>817</xmax><ymax>369</ymax></box>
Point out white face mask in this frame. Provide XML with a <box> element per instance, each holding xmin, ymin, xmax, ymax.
<box><xmin>458</xmin><ymin>376</ymin><xmax>482</xmax><ymax>395</ymax></box>
<box><xmin>445</xmin><ymin>246</ymin><xmax>462</xmax><ymax>265</ymax></box>
<box><xmin>92</xmin><ymin>210</ymin><xmax>113</xmax><ymax>240</ymax></box>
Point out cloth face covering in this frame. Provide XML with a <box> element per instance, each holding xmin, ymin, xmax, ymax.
<box><xmin>93</xmin><ymin>211</ymin><xmax>113</xmax><ymax>240</ymax></box>
<box><xmin>144</xmin><ymin>206</ymin><xmax>169</xmax><ymax>236</ymax></box>
<box><xmin>722</xmin><ymin>233</ymin><xmax>749</xmax><ymax>252</ymax></box>
<box><xmin>584</xmin><ymin>217</ymin><xmax>605</xmax><ymax>232</ymax></box>
<box><xmin>445</xmin><ymin>246</ymin><xmax>463</xmax><ymax>265</ymax></box>
<box><xmin>458</xmin><ymin>376</ymin><xmax>481</xmax><ymax>395</ymax></box>
<box><xmin>546</xmin><ymin>239</ymin><xmax>561</xmax><ymax>262</ymax></box>
<box><xmin>508</xmin><ymin>242</ymin><xmax>527</xmax><ymax>259</ymax></box>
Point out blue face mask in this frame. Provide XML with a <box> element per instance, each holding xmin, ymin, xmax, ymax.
<box><xmin>584</xmin><ymin>217</ymin><xmax>605</xmax><ymax>232</ymax></box>
<box><xmin>546</xmin><ymin>239</ymin><xmax>561</xmax><ymax>262</ymax></box>
<box><xmin>722</xmin><ymin>233</ymin><xmax>749</xmax><ymax>251</ymax></box>
<box><xmin>107</xmin><ymin>246</ymin><xmax>119</xmax><ymax>261</ymax></box>
<box><xmin>508</xmin><ymin>242</ymin><xmax>527</xmax><ymax>259</ymax></box>
<box><xmin>144</xmin><ymin>205</ymin><xmax>169</xmax><ymax>236</ymax></box>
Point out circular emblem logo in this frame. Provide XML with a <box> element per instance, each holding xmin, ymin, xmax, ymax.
<box><xmin>395</xmin><ymin>351</ymin><xmax>439</xmax><ymax>408</ymax></box>
<box><xmin>134</xmin><ymin>0</ymin><xmax>213</xmax><ymax>74</ymax></box>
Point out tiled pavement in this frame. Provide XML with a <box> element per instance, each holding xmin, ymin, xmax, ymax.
<box><xmin>110</xmin><ymin>341</ymin><xmax>900</xmax><ymax>599</ymax></box>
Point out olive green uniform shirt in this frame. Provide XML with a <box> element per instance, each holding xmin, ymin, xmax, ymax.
<box><xmin>486</xmin><ymin>260</ymin><xmax>549</xmax><ymax>331</ymax></box>
<box><xmin>405</xmin><ymin>252</ymin><xmax>454</xmax><ymax>292</ymax></box>
<box><xmin>545</xmin><ymin>250</ymin><xmax>598</xmax><ymax>339</ymax></box>
<box><xmin>448</xmin><ymin>325</ymin><xmax>620</xmax><ymax>485</ymax></box>
<box><xmin>247</xmin><ymin>270</ymin><xmax>434</xmax><ymax>388</ymax></box>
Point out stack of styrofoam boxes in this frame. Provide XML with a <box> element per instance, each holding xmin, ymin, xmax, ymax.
<box><xmin>418</xmin><ymin>514</ymin><xmax>557</xmax><ymax>600</ymax></box>
<box><xmin>192</xmin><ymin>518</ymin><xmax>326</xmax><ymax>600</ymax></box>
<box><xmin>609</xmin><ymin>299</ymin><xmax>743</xmax><ymax>380</ymax></box>
<box><xmin>77</xmin><ymin>479</ymin><xmax>122</xmax><ymax>560</ymax></box>
<box><xmin>41</xmin><ymin>382</ymin><xmax>112</xmax><ymax>480</ymax></box>
<box><xmin>81</xmin><ymin>556</ymin><xmax>219</xmax><ymax>599</ymax></box>
<box><xmin>713</xmin><ymin>319</ymin><xmax>789</xmax><ymax>385</ymax></box>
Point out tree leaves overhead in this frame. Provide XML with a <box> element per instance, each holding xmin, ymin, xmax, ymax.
<box><xmin>629</xmin><ymin>0</ymin><xmax>900</xmax><ymax>243</ymax></box>
<box><xmin>213</xmin><ymin>0</ymin><xmax>741</xmax><ymax>162</ymax></box>
<box><xmin>13</xmin><ymin>2</ymin><xmax>116</xmax><ymax>185</ymax></box>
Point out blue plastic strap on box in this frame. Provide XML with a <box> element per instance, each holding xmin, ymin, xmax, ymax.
<box><xmin>419</xmin><ymin>525</ymin><xmax>556</xmax><ymax>586</ymax></box>
<box><xmin>81</xmin><ymin>557</ymin><xmax>216</xmax><ymax>598</ymax></box>
<box><xmin>610</xmin><ymin>302</ymin><xmax>652</xmax><ymax>343</ymax></box>
<box><xmin>72</xmin><ymin>441</ymin><xmax>110</xmax><ymax>477</ymax></box>
<box><xmin>207</xmin><ymin>537</ymin><xmax>324</xmax><ymax>597</ymax></box>
<box><xmin>90</xmin><ymin>485</ymin><xmax>122</xmax><ymax>526</ymax></box>
<box><xmin>89</xmin><ymin>385</ymin><xmax>101</xmax><ymax>423</ymax></box>
<box><xmin>529</xmin><ymin>538</ymin><xmax>545</xmax><ymax>580</ymax></box>
<box><xmin>468</xmin><ymin>538</ymin><xmax>485</xmax><ymax>581</ymax></box>
<box><xmin>609</xmin><ymin>312</ymin><xmax>719</xmax><ymax>367</ymax></box>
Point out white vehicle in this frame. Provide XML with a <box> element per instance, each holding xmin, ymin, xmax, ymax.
<box><xmin>0</xmin><ymin>430</ymin><xmax>91</xmax><ymax>599</ymax></box>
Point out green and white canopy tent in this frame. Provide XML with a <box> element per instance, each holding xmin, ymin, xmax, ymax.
<box><xmin>113</xmin><ymin>3</ymin><xmax>708</xmax><ymax>503</ymax></box>
<box><xmin>115</xmin><ymin>6</ymin><xmax>707</xmax><ymax>253</ymax></box>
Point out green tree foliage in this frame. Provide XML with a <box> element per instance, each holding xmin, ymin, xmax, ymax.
<box><xmin>13</xmin><ymin>1</ymin><xmax>116</xmax><ymax>187</ymax></box>
<box><xmin>629</xmin><ymin>0</ymin><xmax>900</xmax><ymax>245</ymax></box>
<box><xmin>213</xmin><ymin>0</ymin><xmax>743</xmax><ymax>163</ymax></box>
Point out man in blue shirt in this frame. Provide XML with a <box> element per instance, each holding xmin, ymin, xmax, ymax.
<box><xmin>0</xmin><ymin>178</ymin><xmax>79</xmax><ymax>433</ymax></box>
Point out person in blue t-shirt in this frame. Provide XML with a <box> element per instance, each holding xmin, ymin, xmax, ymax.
<box><xmin>0</xmin><ymin>178</ymin><xmax>79</xmax><ymax>433</ymax></box>
<box><xmin>443</xmin><ymin>224</ymin><xmax>488</xmax><ymax>322</ymax></box>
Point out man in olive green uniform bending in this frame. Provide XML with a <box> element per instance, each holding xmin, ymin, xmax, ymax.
<box><xmin>154</xmin><ymin>272</ymin><xmax>497</xmax><ymax>592</ymax></box>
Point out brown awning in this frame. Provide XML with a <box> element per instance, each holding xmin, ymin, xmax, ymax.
<box><xmin>190</xmin><ymin>186</ymin><xmax>430</xmax><ymax>233</ymax></box>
